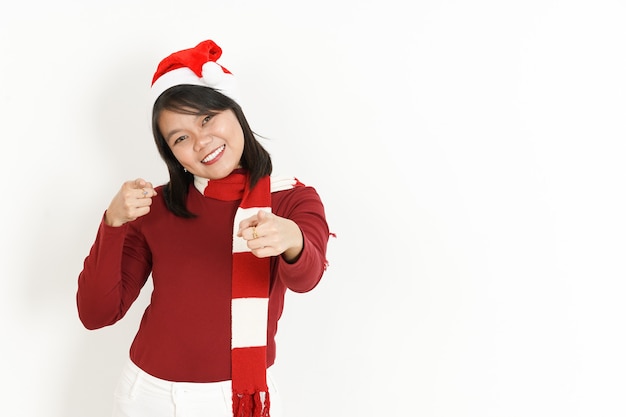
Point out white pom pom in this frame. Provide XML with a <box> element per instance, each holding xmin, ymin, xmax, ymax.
<box><xmin>202</xmin><ymin>62</ymin><xmax>239</xmax><ymax>103</ymax></box>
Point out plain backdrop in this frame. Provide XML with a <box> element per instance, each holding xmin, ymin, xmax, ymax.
<box><xmin>1</xmin><ymin>1</ymin><xmax>625</xmax><ymax>416</ymax></box>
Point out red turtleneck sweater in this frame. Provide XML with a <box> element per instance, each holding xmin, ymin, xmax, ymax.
<box><xmin>76</xmin><ymin>180</ymin><xmax>329</xmax><ymax>382</ymax></box>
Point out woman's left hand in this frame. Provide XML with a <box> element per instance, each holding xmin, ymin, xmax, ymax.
<box><xmin>237</xmin><ymin>210</ymin><xmax>303</xmax><ymax>262</ymax></box>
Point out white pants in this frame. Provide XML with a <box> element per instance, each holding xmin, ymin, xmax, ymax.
<box><xmin>112</xmin><ymin>359</ymin><xmax>283</xmax><ymax>417</ymax></box>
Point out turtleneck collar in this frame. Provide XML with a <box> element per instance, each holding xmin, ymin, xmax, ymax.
<box><xmin>193</xmin><ymin>168</ymin><xmax>248</xmax><ymax>201</ymax></box>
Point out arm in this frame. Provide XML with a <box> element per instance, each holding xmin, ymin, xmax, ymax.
<box><xmin>76</xmin><ymin>178</ymin><xmax>157</xmax><ymax>330</ymax></box>
<box><xmin>236</xmin><ymin>186</ymin><xmax>330</xmax><ymax>293</ymax></box>
<box><xmin>273</xmin><ymin>186</ymin><xmax>330</xmax><ymax>293</ymax></box>
<box><xmin>76</xmin><ymin>216</ymin><xmax>152</xmax><ymax>329</ymax></box>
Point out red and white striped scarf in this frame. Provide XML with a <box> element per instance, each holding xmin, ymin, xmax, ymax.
<box><xmin>194</xmin><ymin>170</ymin><xmax>302</xmax><ymax>417</ymax></box>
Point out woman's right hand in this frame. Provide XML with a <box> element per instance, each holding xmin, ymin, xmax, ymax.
<box><xmin>104</xmin><ymin>178</ymin><xmax>157</xmax><ymax>227</ymax></box>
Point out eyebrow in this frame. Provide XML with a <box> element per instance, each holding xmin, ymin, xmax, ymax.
<box><xmin>163</xmin><ymin>128</ymin><xmax>183</xmax><ymax>143</ymax></box>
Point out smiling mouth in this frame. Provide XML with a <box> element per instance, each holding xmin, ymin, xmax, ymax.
<box><xmin>201</xmin><ymin>145</ymin><xmax>225</xmax><ymax>163</ymax></box>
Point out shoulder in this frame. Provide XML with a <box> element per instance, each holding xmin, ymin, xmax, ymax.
<box><xmin>270</xmin><ymin>175</ymin><xmax>305</xmax><ymax>193</ymax></box>
<box><xmin>270</xmin><ymin>177</ymin><xmax>325</xmax><ymax>217</ymax></box>
<box><xmin>152</xmin><ymin>184</ymin><xmax>169</xmax><ymax>208</ymax></box>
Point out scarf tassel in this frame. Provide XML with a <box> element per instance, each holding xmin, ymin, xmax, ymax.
<box><xmin>233</xmin><ymin>391</ymin><xmax>270</xmax><ymax>417</ymax></box>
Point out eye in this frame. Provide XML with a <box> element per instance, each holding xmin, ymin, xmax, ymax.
<box><xmin>202</xmin><ymin>114</ymin><xmax>212</xmax><ymax>126</ymax></box>
<box><xmin>173</xmin><ymin>135</ymin><xmax>188</xmax><ymax>145</ymax></box>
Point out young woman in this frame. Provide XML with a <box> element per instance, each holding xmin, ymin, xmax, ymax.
<box><xmin>77</xmin><ymin>39</ymin><xmax>330</xmax><ymax>417</ymax></box>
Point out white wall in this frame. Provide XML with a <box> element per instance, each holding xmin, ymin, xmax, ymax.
<box><xmin>2</xmin><ymin>1</ymin><xmax>625</xmax><ymax>416</ymax></box>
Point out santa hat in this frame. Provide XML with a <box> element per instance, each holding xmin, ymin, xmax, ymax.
<box><xmin>151</xmin><ymin>39</ymin><xmax>239</xmax><ymax>104</ymax></box>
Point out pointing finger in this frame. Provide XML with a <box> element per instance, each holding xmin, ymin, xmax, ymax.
<box><xmin>130</xmin><ymin>178</ymin><xmax>157</xmax><ymax>197</ymax></box>
<box><xmin>256</xmin><ymin>209</ymin><xmax>273</xmax><ymax>224</ymax></box>
<box><xmin>133</xmin><ymin>178</ymin><xmax>150</xmax><ymax>189</ymax></box>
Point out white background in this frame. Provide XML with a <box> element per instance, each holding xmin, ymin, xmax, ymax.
<box><xmin>1</xmin><ymin>1</ymin><xmax>625</xmax><ymax>416</ymax></box>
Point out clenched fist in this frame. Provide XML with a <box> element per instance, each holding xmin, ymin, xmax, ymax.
<box><xmin>104</xmin><ymin>178</ymin><xmax>157</xmax><ymax>227</ymax></box>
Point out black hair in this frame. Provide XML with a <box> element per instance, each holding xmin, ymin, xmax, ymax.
<box><xmin>151</xmin><ymin>85</ymin><xmax>272</xmax><ymax>218</ymax></box>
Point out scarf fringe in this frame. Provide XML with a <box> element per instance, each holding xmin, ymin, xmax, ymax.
<box><xmin>233</xmin><ymin>391</ymin><xmax>270</xmax><ymax>417</ymax></box>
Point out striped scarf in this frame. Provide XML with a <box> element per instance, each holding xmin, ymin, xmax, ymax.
<box><xmin>194</xmin><ymin>170</ymin><xmax>302</xmax><ymax>417</ymax></box>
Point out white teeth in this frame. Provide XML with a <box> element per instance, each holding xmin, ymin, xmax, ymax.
<box><xmin>202</xmin><ymin>145</ymin><xmax>225</xmax><ymax>163</ymax></box>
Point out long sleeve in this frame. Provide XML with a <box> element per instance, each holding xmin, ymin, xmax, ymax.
<box><xmin>76</xmin><ymin>214</ymin><xmax>151</xmax><ymax>330</ymax></box>
<box><xmin>272</xmin><ymin>186</ymin><xmax>330</xmax><ymax>293</ymax></box>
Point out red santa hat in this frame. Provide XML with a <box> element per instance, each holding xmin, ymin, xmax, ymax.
<box><xmin>151</xmin><ymin>39</ymin><xmax>239</xmax><ymax>104</ymax></box>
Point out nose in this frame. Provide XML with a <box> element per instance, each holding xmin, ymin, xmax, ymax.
<box><xmin>192</xmin><ymin>130</ymin><xmax>213</xmax><ymax>152</ymax></box>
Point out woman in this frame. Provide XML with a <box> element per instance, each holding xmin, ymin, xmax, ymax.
<box><xmin>76</xmin><ymin>39</ymin><xmax>330</xmax><ymax>417</ymax></box>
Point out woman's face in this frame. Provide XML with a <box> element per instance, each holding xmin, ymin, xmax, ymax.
<box><xmin>158</xmin><ymin>108</ymin><xmax>245</xmax><ymax>180</ymax></box>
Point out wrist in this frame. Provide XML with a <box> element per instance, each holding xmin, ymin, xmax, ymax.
<box><xmin>282</xmin><ymin>246</ymin><xmax>303</xmax><ymax>264</ymax></box>
<box><xmin>104</xmin><ymin>211</ymin><xmax>125</xmax><ymax>227</ymax></box>
<box><xmin>282</xmin><ymin>229</ymin><xmax>304</xmax><ymax>264</ymax></box>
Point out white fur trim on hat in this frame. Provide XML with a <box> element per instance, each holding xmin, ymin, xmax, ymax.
<box><xmin>151</xmin><ymin>62</ymin><xmax>239</xmax><ymax>105</ymax></box>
